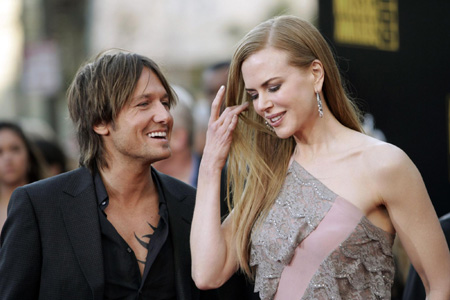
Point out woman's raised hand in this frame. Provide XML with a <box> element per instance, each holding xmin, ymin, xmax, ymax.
<box><xmin>192</xmin><ymin>85</ymin><xmax>246</xmax><ymax>289</ymax></box>
<box><xmin>202</xmin><ymin>85</ymin><xmax>248</xmax><ymax>170</ymax></box>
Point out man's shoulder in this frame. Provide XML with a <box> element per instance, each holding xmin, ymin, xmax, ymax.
<box><xmin>21</xmin><ymin>167</ymin><xmax>91</xmax><ymax>194</ymax></box>
<box><xmin>8</xmin><ymin>167</ymin><xmax>94</xmax><ymax>215</ymax></box>
<box><xmin>153</xmin><ymin>169</ymin><xmax>196</xmax><ymax>195</ymax></box>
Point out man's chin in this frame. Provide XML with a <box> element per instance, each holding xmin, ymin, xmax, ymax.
<box><xmin>151</xmin><ymin>151</ymin><xmax>172</xmax><ymax>163</ymax></box>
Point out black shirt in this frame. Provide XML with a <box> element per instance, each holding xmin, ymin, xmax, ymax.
<box><xmin>94</xmin><ymin>169</ymin><xmax>176</xmax><ymax>300</ymax></box>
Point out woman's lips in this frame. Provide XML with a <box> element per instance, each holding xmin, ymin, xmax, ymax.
<box><xmin>266</xmin><ymin>112</ymin><xmax>285</xmax><ymax>127</ymax></box>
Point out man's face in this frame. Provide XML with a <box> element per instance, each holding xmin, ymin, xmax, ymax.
<box><xmin>101</xmin><ymin>67</ymin><xmax>173</xmax><ymax>166</ymax></box>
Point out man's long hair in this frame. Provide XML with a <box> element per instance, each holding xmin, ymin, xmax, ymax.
<box><xmin>67</xmin><ymin>50</ymin><xmax>176</xmax><ymax>172</ymax></box>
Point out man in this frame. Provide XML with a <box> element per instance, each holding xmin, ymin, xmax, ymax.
<box><xmin>0</xmin><ymin>50</ymin><xmax>217</xmax><ymax>299</ymax></box>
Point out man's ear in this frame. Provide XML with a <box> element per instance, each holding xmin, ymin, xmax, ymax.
<box><xmin>311</xmin><ymin>59</ymin><xmax>324</xmax><ymax>93</ymax></box>
<box><xmin>93</xmin><ymin>122</ymin><xmax>109</xmax><ymax>136</ymax></box>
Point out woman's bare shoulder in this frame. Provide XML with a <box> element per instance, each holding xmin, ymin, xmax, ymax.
<box><xmin>345</xmin><ymin>130</ymin><xmax>408</xmax><ymax>165</ymax></box>
<box><xmin>354</xmin><ymin>133</ymin><xmax>422</xmax><ymax>196</ymax></box>
<box><xmin>361</xmin><ymin>136</ymin><xmax>411</xmax><ymax>168</ymax></box>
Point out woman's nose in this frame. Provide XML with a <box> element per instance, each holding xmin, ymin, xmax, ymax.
<box><xmin>255</xmin><ymin>94</ymin><xmax>273</xmax><ymax>113</ymax></box>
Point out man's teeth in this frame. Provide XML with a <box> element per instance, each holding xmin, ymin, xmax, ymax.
<box><xmin>149</xmin><ymin>132</ymin><xmax>167</xmax><ymax>138</ymax></box>
<box><xmin>269</xmin><ymin>115</ymin><xmax>282</xmax><ymax>123</ymax></box>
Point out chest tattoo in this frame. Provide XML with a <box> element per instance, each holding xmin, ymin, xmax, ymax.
<box><xmin>134</xmin><ymin>222</ymin><xmax>158</xmax><ymax>265</ymax></box>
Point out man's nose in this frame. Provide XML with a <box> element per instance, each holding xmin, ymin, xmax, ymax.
<box><xmin>153</xmin><ymin>102</ymin><xmax>172</xmax><ymax>124</ymax></box>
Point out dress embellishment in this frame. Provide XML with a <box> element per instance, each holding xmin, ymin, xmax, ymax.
<box><xmin>250</xmin><ymin>161</ymin><xmax>395</xmax><ymax>300</ymax></box>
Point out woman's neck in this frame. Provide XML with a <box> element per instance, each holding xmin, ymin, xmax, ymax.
<box><xmin>0</xmin><ymin>182</ymin><xmax>24</xmax><ymax>204</ymax></box>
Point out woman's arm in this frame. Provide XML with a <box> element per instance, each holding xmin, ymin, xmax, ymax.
<box><xmin>190</xmin><ymin>86</ymin><xmax>248</xmax><ymax>289</ymax></box>
<box><xmin>376</xmin><ymin>145</ymin><xmax>450</xmax><ymax>299</ymax></box>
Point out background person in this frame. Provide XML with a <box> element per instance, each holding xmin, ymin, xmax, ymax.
<box><xmin>34</xmin><ymin>138</ymin><xmax>69</xmax><ymax>176</ymax></box>
<box><xmin>0</xmin><ymin>121</ymin><xmax>45</xmax><ymax>230</ymax></box>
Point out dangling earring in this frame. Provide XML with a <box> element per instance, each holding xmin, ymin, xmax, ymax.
<box><xmin>265</xmin><ymin>121</ymin><xmax>274</xmax><ymax>132</ymax></box>
<box><xmin>316</xmin><ymin>92</ymin><xmax>324</xmax><ymax>118</ymax></box>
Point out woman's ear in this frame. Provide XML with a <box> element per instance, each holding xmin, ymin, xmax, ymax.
<box><xmin>93</xmin><ymin>122</ymin><xmax>109</xmax><ymax>136</ymax></box>
<box><xmin>311</xmin><ymin>59</ymin><xmax>324</xmax><ymax>93</ymax></box>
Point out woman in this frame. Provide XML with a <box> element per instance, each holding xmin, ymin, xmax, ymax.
<box><xmin>191</xmin><ymin>15</ymin><xmax>450</xmax><ymax>299</ymax></box>
<box><xmin>0</xmin><ymin>122</ymin><xmax>45</xmax><ymax>229</ymax></box>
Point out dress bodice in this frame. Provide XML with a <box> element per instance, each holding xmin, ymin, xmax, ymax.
<box><xmin>250</xmin><ymin>160</ymin><xmax>395</xmax><ymax>300</ymax></box>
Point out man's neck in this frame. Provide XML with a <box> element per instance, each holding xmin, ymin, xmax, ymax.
<box><xmin>99</xmin><ymin>163</ymin><xmax>155</xmax><ymax>207</ymax></box>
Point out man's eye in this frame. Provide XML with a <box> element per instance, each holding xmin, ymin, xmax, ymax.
<box><xmin>269</xmin><ymin>85</ymin><xmax>280</xmax><ymax>92</ymax></box>
<box><xmin>138</xmin><ymin>102</ymin><xmax>149</xmax><ymax>107</ymax></box>
<box><xmin>162</xmin><ymin>101</ymin><xmax>171</xmax><ymax>108</ymax></box>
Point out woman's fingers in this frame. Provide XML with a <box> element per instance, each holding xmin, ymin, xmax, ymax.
<box><xmin>205</xmin><ymin>101</ymin><xmax>248</xmax><ymax>145</ymax></box>
<box><xmin>203</xmin><ymin>100</ymin><xmax>248</xmax><ymax>168</ymax></box>
<box><xmin>235</xmin><ymin>101</ymin><xmax>249</xmax><ymax>115</ymax></box>
<box><xmin>214</xmin><ymin>102</ymin><xmax>249</xmax><ymax>133</ymax></box>
<box><xmin>209</xmin><ymin>85</ymin><xmax>226</xmax><ymax>123</ymax></box>
<box><xmin>206</xmin><ymin>84</ymin><xmax>249</xmax><ymax>150</ymax></box>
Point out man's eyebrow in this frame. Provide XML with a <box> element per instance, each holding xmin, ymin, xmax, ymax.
<box><xmin>132</xmin><ymin>92</ymin><xmax>170</xmax><ymax>102</ymax></box>
<box><xmin>245</xmin><ymin>77</ymin><xmax>281</xmax><ymax>92</ymax></box>
<box><xmin>130</xmin><ymin>94</ymin><xmax>149</xmax><ymax>102</ymax></box>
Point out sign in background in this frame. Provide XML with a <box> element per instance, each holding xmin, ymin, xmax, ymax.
<box><xmin>333</xmin><ymin>0</ymin><xmax>399</xmax><ymax>51</ymax></box>
<box><xmin>319</xmin><ymin>0</ymin><xmax>450</xmax><ymax>216</ymax></box>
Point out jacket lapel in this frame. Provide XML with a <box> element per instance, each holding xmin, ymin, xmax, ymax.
<box><xmin>60</xmin><ymin>168</ymin><xmax>104</xmax><ymax>300</ymax></box>
<box><xmin>154</xmin><ymin>169</ymin><xmax>199</xmax><ymax>300</ymax></box>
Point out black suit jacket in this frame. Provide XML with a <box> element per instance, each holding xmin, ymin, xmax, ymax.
<box><xmin>0</xmin><ymin>167</ymin><xmax>216</xmax><ymax>300</ymax></box>
<box><xmin>402</xmin><ymin>212</ymin><xmax>450</xmax><ymax>300</ymax></box>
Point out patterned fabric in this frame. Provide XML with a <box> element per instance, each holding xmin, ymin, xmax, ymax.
<box><xmin>250</xmin><ymin>161</ymin><xmax>395</xmax><ymax>300</ymax></box>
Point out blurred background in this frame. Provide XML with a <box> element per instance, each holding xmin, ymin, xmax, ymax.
<box><xmin>0</xmin><ymin>0</ymin><xmax>317</xmax><ymax>164</ymax></box>
<box><xmin>0</xmin><ymin>0</ymin><xmax>449</xmax><ymax>218</ymax></box>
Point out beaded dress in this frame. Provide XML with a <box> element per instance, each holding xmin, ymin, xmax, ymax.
<box><xmin>250</xmin><ymin>160</ymin><xmax>395</xmax><ymax>300</ymax></box>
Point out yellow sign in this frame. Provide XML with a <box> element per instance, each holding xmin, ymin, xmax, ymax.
<box><xmin>333</xmin><ymin>0</ymin><xmax>399</xmax><ymax>51</ymax></box>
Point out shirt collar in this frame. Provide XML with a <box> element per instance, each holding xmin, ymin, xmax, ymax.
<box><xmin>94</xmin><ymin>170</ymin><xmax>108</xmax><ymax>207</ymax></box>
<box><xmin>93</xmin><ymin>167</ymin><xmax>167</xmax><ymax>209</ymax></box>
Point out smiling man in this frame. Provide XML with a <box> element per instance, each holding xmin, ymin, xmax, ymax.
<box><xmin>0</xmin><ymin>50</ymin><xmax>218</xmax><ymax>300</ymax></box>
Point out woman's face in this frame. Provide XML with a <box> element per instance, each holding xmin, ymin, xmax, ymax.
<box><xmin>0</xmin><ymin>129</ymin><xmax>29</xmax><ymax>186</ymax></box>
<box><xmin>241</xmin><ymin>47</ymin><xmax>318</xmax><ymax>139</ymax></box>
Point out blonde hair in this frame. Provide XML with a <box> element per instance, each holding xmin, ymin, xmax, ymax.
<box><xmin>225</xmin><ymin>15</ymin><xmax>363</xmax><ymax>278</ymax></box>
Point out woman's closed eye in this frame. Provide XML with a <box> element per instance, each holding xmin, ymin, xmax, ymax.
<box><xmin>268</xmin><ymin>85</ymin><xmax>280</xmax><ymax>93</ymax></box>
<box><xmin>247</xmin><ymin>85</ymin><xmax>280</xmax><ymax>101</ymax></box>
<box><xmin>249</xmin><ymin>93</ymin><xmax>259</xmax><ymax>101</ymax></box>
